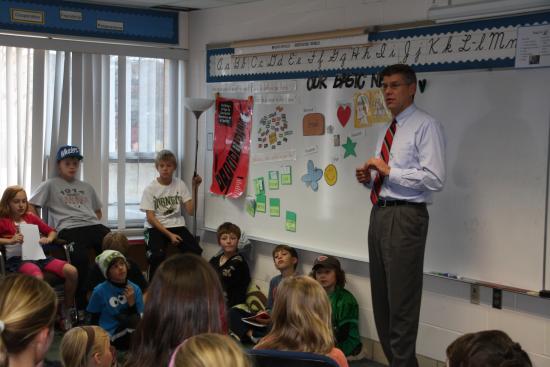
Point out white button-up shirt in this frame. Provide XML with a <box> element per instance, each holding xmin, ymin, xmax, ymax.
<box><xmin>372</xmin><ymin>103</ymin><xmax>446</xmax><ymax>204</ymax></box>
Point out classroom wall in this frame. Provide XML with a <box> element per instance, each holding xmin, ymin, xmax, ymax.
<box><xmin>186</xmin><ymin>0</ymin><xmax>550</xmax><ymax>365</ymax></box>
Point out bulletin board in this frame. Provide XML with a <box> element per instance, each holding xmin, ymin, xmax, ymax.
<box><xmin>203</xmin><ymin>11</ymin><xmax>550</xmax><ymax>291</ymax></box>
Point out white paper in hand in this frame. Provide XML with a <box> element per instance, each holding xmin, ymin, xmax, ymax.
<box><xmin>20</xmin><ymin>223</ymin><xmax>47</xmax><ymax>261</ymax></box>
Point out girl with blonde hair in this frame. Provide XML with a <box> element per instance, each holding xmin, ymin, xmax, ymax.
<box><xmin>168</xmin><ymin>333</ymin><xmax>251</xmax><ymax>367</ymax></box>
<box><xmin>254</xmin><ymin>275</ymin><xmax>349</xmax><ymax>367</ymax></box>
<box><xmin>0</xmin><ymin>274</ymin><xmax>57</xmax><ymax>367</ymax></box>
<box><xmin>60</xmin><ymin>326</ymin><xmax>114</xmax><ymax>367</ymax></box>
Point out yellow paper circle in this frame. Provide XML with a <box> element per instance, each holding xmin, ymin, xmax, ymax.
<box><xmin>324</xmin><ymin>164</ymin><xmax>337</xmax><ymax>186</ymax></box>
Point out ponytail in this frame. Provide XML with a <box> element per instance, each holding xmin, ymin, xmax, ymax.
<box><xmin>0</xmin><ymin>274</ymin><xmax>57</xmax><ymax>365</ymax></box>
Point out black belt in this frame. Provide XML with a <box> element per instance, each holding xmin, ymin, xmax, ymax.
<box><xmin>376</xmin><ymin>198</ymin><xmax>426</xmax><ymax>207</ymax></box>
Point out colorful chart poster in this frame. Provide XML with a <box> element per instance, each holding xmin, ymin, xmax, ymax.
<box><xmin>210</xmin><ymin>96</ymin><xmax>254</xmax><ymax>198</ymax></box>
<box><xmin>256</xmin><ymin>106</ymin><xmax>291</xmax><ymax>150</ymax></box>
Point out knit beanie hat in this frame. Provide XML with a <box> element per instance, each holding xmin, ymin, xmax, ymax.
<box><xmin>96</xmin><ymin>250</ymin><xmax>128</xmax><ymax>279</ymax></box>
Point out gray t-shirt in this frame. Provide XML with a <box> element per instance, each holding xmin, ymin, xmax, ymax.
<box><xmin>29</xmin><ymin>177</ymin><xmax>102</xmax><ymax>231</ymax></box>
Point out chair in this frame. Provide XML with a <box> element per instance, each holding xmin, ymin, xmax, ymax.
<box><xmin>0</xmin><ymin>240</ymin><xmax>76</xmax><ymax>328</ymax></box>
<box><xmin>0</xmin><ymin>240</ymin><xmax>71</xmax><ymax>276</ymax></box>
<box><xmin>0</xmin><ymin>249</ymin><xmax>5</xmax><ymax>277</ymax></box>
<box><xmin>0</xmin><ymin>240</ymin><xmax>72</xmax><ymax>296</ymax></box>
<box><xmin>247</xmin><ymin>349</ymin><xmax>339</xmax><ymax>367</ymax></box>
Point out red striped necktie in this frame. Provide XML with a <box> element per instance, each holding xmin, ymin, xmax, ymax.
<box><xmin>370</xmin><ymin>119</ymin><xmax>397</xmax><ymax>205</ymax></box>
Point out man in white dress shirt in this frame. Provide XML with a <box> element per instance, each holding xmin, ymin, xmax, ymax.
<box><xmin>356</xmin><ymin>64</ymin><xmax>446</xmax><ymax>367</ymax></box>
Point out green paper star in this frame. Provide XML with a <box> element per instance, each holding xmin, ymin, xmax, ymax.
<box><xmin>342</xmin><ymin>137</ymin><xmax>357</xmax><ymax>158</ymax></box>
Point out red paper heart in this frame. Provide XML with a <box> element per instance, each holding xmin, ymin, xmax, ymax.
<box><xmin>337</xmin><ymin>105</ymin><xmax>351</xmax><ymax>127</ymax></box>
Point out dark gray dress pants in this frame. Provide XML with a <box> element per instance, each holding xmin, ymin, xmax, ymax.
<box><xmin>368</xmin><ymin>204</ymin><xmax>429</xmax><ymax>367</ymax></box>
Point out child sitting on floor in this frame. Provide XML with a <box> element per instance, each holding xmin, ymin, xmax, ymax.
<box><xmin>0</xmin><ymin>274</ymin><xmax>58</xmax><ymax>367</ymax></box>
<box><xmin>311</xmin><ymin>255</ymin><xmax>365</xmax><ymax>361</ymax></box>
<box><xmin>87</xmin><ymin>231</ymin><xmax>148</xmax><ymax>299</ymax></box>
<box><xmin>254</xmin><ymin>275</ymin><xmax>349</xmax><ymax>367</ymax></box>
<box><xmin>124</xmin><ymin>254</ymin><xmax>226</xmax><ymax>367</ymax></box>
<box><xmin>168</xmin><ymin>333</ymin><xmax>251</xmax><ymax>367</ymax></box>
<box><xmin>60</xmin><ymin>326</ymin><xmax>114</xmax><ymax>367</ymax></box>
<box><xmin>87</xmin><ymin>250</ymin><xmax>144</xmax><ymax>350</ymax></box>
<box><xmin>446</xmin><ymin>329</ymin><xmax>532</xmax><ymax>367</ymax></box>
<box><xmin>209</xmin><ymin>222</ymin><xmax>251</xmax><ymax>307</ymax></box>
<box><xmin>229</xmin><ymin>244</ymin><xmax>299</xmax><ymax>343</ymax></box>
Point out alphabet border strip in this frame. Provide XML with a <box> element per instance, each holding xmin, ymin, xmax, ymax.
<box><xmin>207</xmin><ymin>11</ymin><xmax>550</xmax><ymax>83</ymax></box>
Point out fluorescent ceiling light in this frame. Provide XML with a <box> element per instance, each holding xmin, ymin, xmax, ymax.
<box><xmin>428</xmin><ymin>0</ymin><xmax>550</xmax><ymax>22</ymax></box>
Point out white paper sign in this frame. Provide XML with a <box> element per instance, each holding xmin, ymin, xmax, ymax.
<box><xmin>515</xmin><ymin>24</ymin><xmax>550</xmax><ymax>68</ymax></box>
<box><xmin>20</xmin><ymin>223</ymin><xmax>46</xmax><ymax>261</ymax></box>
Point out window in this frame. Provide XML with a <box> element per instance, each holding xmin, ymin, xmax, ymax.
<box><xmin>0</xmin><ymin>46</ymin><xmax>34</xmax><ymax>192</ymax></box>
<box><xmin>108</xmin><ymin>56</ymin><xmax>174</xmax><ymax>228</ymax></box>
<box><xmin>0</xmin><ymin>40</ymin><xmax>185</xmax><ymax>230</ymax></box>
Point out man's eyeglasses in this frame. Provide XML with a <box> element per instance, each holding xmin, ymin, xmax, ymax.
<box><xmin>381</xmin><ymin>82</ymin><xmax>411</xmax><ymax>91</ymax></box>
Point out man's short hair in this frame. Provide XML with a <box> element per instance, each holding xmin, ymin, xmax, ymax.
<box><xmin>380</xmin><ymin>64</ymin><xmax>417</xmax><ymax>85</ymax></box>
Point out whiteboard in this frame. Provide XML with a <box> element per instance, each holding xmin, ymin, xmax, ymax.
<box><xmin>204</xmin><ymin>67</ymin><xmax>550</xmax><ymax>291</ymax></box>
<box><xmin>423</xmin><ymin>68</ymin><xmax>550</xmax><ymax>290</ymax></box>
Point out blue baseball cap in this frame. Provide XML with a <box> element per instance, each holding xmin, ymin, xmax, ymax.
<box><xmin>56</xmin><ymin>145</ymin><xmax>83</xmax><ymax>161</ymax></box>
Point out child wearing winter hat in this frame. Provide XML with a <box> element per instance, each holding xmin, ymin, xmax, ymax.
<box><xmin>86</xmin><ymin>250</ymin><xmax>144</xmax><ymax>351</ymax></box>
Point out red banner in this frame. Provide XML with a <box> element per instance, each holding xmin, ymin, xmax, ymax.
<box><xmin>210</xmin><ymin>96</ymin><xmax>254</xmax><ymax>198</ymax></box>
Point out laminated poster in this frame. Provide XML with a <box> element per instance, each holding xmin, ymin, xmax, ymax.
<box><xmin>270</xmin><ymin>198</ymin><xmax>280</xmax><ymax>217</ymax></box>
<box><xmin>210</xmin><ymin>96</ymin><xmax>254</xmax><ymax>198</ymax></box>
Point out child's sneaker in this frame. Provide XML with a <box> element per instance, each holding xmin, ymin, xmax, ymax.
<box><xmin>69</xmin><ymin>308</ymin><xmax>79</xmax><ymax>326</ymax></box>
<box><xmin>58</xmin><ymin>307</ymin><xmax>77</xmax><ymax>331</ymax></box>
<box><xmin>61</xmin><ymin>316</ymin><xmax>73</xmax><ymax>331</ymax></box>
<box><xmin>77</xmin><ymin>309</ymin><xmax>86</xmax><ymax>324</ymax></box>
<box><xmin>56</xmin><ymin>314</ymin><xmax>72</xmax><ymax>332</ymax></box>
<box><xmin>347</xmin><ymin>343</ymin><xmax>369</xmax><ymax>362</ymax></box>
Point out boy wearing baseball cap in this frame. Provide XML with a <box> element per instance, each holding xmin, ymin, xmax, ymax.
<box><xmin>29</xmin><ymin>145</ymin><xmax>110</xmax><ymax>312</ymax></box>
<box><xmin>87</xmin><ymin>250</ymin><xmax>144</xmax><ymax>350</ymax></box>
<box><xmin>312</xmin><ymin>255</ymin><xmax>366</xmax><ymax>361</ymax></box>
